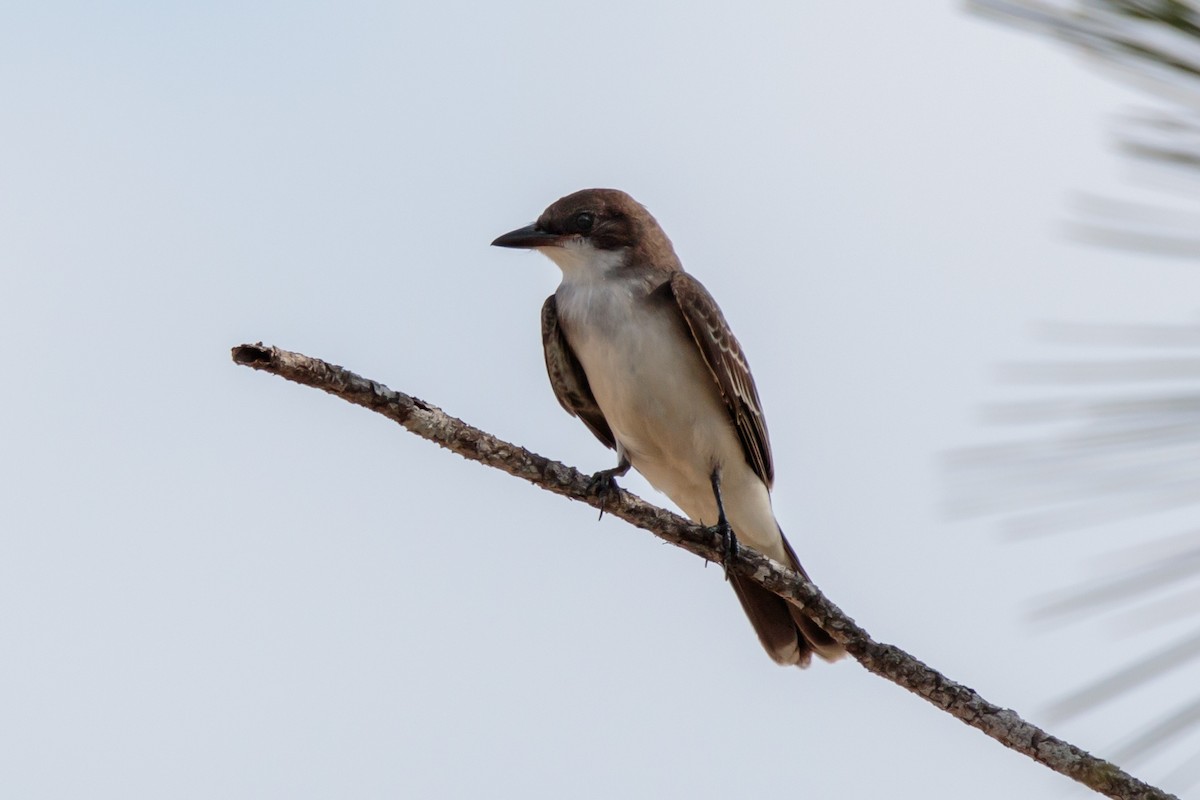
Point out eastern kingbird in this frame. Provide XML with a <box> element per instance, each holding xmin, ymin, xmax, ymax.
<box><xmin>492</xmin><ymin>188</ymin><xmax>842</xmax><ymax>667</ymax></box>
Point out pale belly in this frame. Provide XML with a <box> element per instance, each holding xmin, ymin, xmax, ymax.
<box><xmin>557</xmin><ymin>279</ymin><xmax>785</xmax><ymax>559</ymax></box>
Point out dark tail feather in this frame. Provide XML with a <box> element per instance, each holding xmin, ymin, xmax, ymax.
<box><xmin>729</xmin><ymin>529</ymin><xmax>844</xmax><ymax>667</ymax></box>
<box><xmin>730</xmin><ymin>574</ymin><xmax>815</xmax><ymax>666</ymax></box>
<box><xmin>779</xmin><ymin>532</ymin><xmax>844</xmax><ymax>662</ymax></box>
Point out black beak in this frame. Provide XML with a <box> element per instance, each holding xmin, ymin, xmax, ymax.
<box><xmin>491</xmin><ymin>224</ymin><xmax>561</xmax><ymax>249</ymax></box>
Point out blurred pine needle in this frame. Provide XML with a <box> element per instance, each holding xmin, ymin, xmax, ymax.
<box><xmin>959</xmin><ymin>0</ymin><xmax>1200</xmax><ymax>786</ymax></box>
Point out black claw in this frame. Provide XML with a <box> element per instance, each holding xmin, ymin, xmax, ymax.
<box><xmin>718</xmin><ymin>521</ymin><xmax>739</xmax><ymax>581</ymax></box>
<box><xmin>709</xmin><ymin>467</ymin><xmax>737</xmax><ymax>581</ymax></box>
<box><xmin>587</xmin><ymin>471</ymin><xmax>619</xmax><ymax>519</ymax></box>
<box><xmin>588</xmin><ymin>459</ymin><xmax>630</xmax><ymax>520</ymax></box>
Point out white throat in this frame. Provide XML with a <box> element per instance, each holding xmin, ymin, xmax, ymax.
<box><xmin>538</xmin><ymin>238</ymin><xmax>628</xmax><ymax>284</ymax></box>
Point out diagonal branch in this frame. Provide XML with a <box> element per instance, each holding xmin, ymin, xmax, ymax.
<box><xmin>231</xmin><ymin>341</ymin><xmax>1176</xmax><ymax>800</ymax></box>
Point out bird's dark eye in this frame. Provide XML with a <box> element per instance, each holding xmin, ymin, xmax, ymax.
<box><xmin>574</xmin><ymin>212</ymin><xmax>595</xmax><ymax>233</ymax></box>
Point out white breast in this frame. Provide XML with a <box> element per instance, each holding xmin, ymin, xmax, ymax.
<box><xmin>539</xmin><ymin>240</ymin><xmax>785</xmax><ymax>561</ymax></box>
<box><xmin>555</xmin><ymin>270</ymin><xmax>746</xmax><ymax>526</ymax></box>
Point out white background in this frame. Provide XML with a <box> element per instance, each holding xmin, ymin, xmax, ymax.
<box><xmin>2</xmin><ymin>2</ymin><xmax>1196</xmax><ymax>797</ymax></box>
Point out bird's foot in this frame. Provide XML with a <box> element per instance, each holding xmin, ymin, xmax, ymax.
<box><xmin>707</xmin><ymin>467</ymin><xmax>737</xmax><ymax>580</ymax></box>
<box><xmin>711</xmin><ymin>520</ymin><xmax>738</xmax><ymax>582</ymax></box>
<box><xmin>587</xmin><ymin>466</ymin><xmax>627</xmax><ymax>520</ymax></box>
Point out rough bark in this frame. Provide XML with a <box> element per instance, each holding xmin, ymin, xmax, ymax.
<box><xmin>231</xmin><ymin>342</ymin><xmax>1177</xmax><ymax>800</ymax></box>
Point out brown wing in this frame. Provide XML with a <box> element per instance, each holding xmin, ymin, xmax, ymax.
<box><xmin>668</xmin><ymin>271</ymin><xmax>774</xmax><ymax>487</ymax></box>
<box><xmin>541</xmin><ymin>294</ymin><xmax>617</xmax><ymax>451</ymax></box>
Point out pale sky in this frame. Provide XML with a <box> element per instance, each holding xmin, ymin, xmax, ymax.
<box><xmin>2</xmin><ymin>2</ymin><xmax>1198</xmax><ymax>798</ymax></box>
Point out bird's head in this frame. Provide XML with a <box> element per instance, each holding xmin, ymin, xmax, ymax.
<box><xmin>491</xmin><ymin>188</ymin><xmax>680</xmax><ymax>277</ymax></box>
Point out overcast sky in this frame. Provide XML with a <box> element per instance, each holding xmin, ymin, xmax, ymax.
<box><xmin>3</xmin><ymin>2</ymin><xmax>1198</xmax><ymax>798</ymax></box>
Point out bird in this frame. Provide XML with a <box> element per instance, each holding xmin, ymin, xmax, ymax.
<box><xmin>492</xmin><ymin>188</ymin><xmax>843</xmax><ymax>667</ymax></box>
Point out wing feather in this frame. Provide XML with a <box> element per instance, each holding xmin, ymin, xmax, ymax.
<box><xmin>668</xmin><ymin>272</ymin><xmax>774</xmax><ymax>487</ymax></box>
<box><xmin>540</xmin><ymin>294</ymin><xmax>617</xmax><ymax>451</ymax></box>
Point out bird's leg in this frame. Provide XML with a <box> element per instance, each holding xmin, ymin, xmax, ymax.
<box><xmin>709</xmin><ymin>467</ymin><xmax>738</xmax><ymax>581</ymax></box>
<box><xmin>587</xmin><ymin>454</ymin><xmax>631</xmax><ymax>520</ymax></box>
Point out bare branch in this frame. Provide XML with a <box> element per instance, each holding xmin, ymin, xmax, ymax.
<box><xmin>231</xmin><ymin>342</ymin><xmax>1177</xmax><ymax>800</ymax></box>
